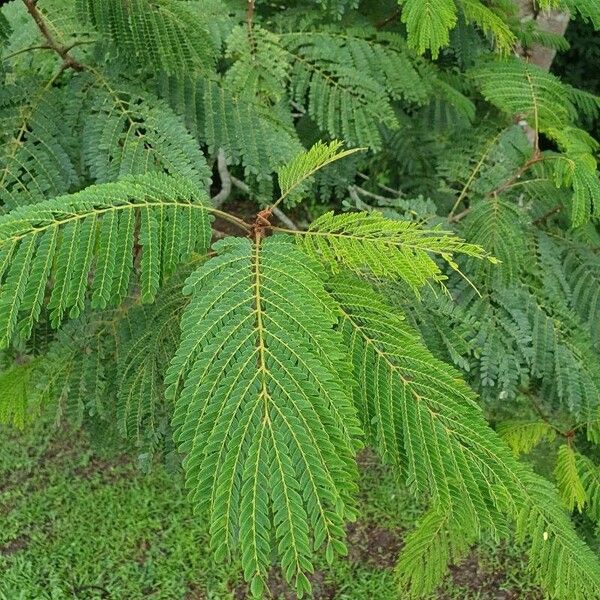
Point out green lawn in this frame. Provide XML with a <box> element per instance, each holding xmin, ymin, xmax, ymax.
<box><xmin>0</xmin><ymin>420</ymin><xmax>542</xmax><ymax>599</ymax></box>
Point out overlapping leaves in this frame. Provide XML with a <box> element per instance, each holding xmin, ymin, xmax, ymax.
<box><xmin>329</xmin><ymin>276</ymin><xmax>600</xmax><ymax>599</ymax></box>
<box><xmin>0</xmin><ymin>173</ymin><xmax>210</xmax><ymax>347</ymax></box>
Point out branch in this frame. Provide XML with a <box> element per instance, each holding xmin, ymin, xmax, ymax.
<box><xmin>357</xmin><ymin>172</ymin><xmax>404</xmax><ymax>197</ymax></box>
<box><xmin>492</xmin><ymin>152</ymin><xmax>543</xmax><ymax>197</ymax></box>
<box><xmin>449</xmin><ymin>207</ymin><xmax>472</xmax><ymax>223</ymax></box>
<box><xmin>247</xmin><ymin>0</ymin><xmax>255</xmax><ymax>32</ymax></box>
<box><xmin>532</xmin><ymin>205</ymin><xmax>561</xmax><ymax>226</ymax></box>
<box><xmin>350</xmin><ymin>184</ymin><xmax>399</xmax><ymax>204</ymax></box>
<box><xmin>213</xmin><ymin>155</ymin><xmax>299</xmax><ymax>230</ymax></box>
<box><xmin>231</xmin><ymin>175</ymin><xmax>250</xmax><ymax>194</ymax></box>
<box><xmin>272</xmin><ymin>206</ymin><xmax>298</xmax><ymax>230</ymax></box>
<box><xmin>22</xmin><ymin>0</ymin><xmax>84</xmax><ymax>72</ymax></box>
<box><xmin>211</xmin><ymin>149</ymin><xmax>232</xmax><ymax>207</ymax></box>
<box><xmin>376</xmin><ymin>8</ymin><xmax>400</xmax><ymax>29</ymax></box>
<box><xmin>347</xmin><ymin>185</ymin><xmax>364</xmax><ymax>208</ymax></box>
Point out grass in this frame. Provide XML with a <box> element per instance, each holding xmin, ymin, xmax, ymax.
<box><xmin>0</xmin><ymin>419</ymin><xmax>543</xmax><ymax>599</ymax></box>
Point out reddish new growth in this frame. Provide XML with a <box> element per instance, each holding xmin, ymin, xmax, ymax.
<box><xmin>250</xmin><ymin>208</ymin><xmax>273</xmax><ymax>241</ymax></box>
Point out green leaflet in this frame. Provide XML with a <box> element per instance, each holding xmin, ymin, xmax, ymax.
<box><xmin>155</xmin><ymin>74</ymin><xmax>304</xmax><ymax>182</ymax></box>
<box><xmin>17</xmin><ymin>278</ymin><xmax>192</xmax><ymax>455</ymax></box>
<box><xmin>297</xmin><ymin>210</ymin><xmax>494</xmax><ymax>293</ymax></box>
<box><xmin>276</xmin><ymin>140</ymin><xmax>363</xmax><ymax>206</ymax></box>
<box><xmin>396</xmin><ymin>505</ymin><xmax>478</xmax><ymax>597</ymax></box>
<box><xmin>399</xmin><ymin>0</ymin><xmax>458</xmax><ymax>58</ymax></box>
<box><xmin>470</xmin><ymin>60</ymin><xmax>600</xmax><ymax>225</ymax></box>
<box><xmin>539</xmin><ymin>0</ymin><xmax>600</xmax><ymax>29</ymax></box>
<box><xmin>83</xmin><ymin>83</ymin><xmax>212</xmax><ymax>190</ymax></box>
<box><xmin>575</xmin><ymin>452</ymin><xmax>600</xmax><ymax>524</ymax></box>
<box><xmin>331</xmin><ymin>275</ymin><xmax>511</xmax><ymax>531</ymax></box>
<box><xmin>284</xmin><ymin>31</ymin><xmax>400</xmax><ymax>150</ymax></box>
<box><xmin>0</xmin><ymin>85</ymin><xmax>78</xmax><ymax>209</ymax></box>
<box><xmin>118</xmin><ymin>276</ymin><xmax>190</xmax><ymax>445</ymax></box>
<box><xmin>497</xmin><ymin>420</ymin><xmax>557</xmax><ymax>455</ymax></box>
<box><xmin>75</xmin><ymin>0</ymin><xmax>218</xmax><ymax>75</ymax></box>
<box><xmin>2</xmin><ymin>2</ymin><xmax>600</xmax><ymax>599</ymax></box>
<box><xmin>0</xmin><ymin>363</ymin><xmax>33</xmax><ymax>428</ymax></box>
<box><xmin>458</xmin><ymin>0</ymin><xmax>515</xmax><ymax>52</ymax></box>
<box><xmin>0</xmin><ymin>173</ymin><xmax>211</xmax><ymax>346</ymax></box>
<box><xmin>462</xmin><ymin>197</ymin><xmax>527</xmax><ymax>285</ymax></box>
<box><xmin>471</xmin><ymin>58</ymin><xmax>577</xmax><ymax>130</ymax></box>
<box><xmin>330</xmin><ymin>275</ymin><xmax>600</xmax><ymax>599</ymax></box>
<box><xmin>167</xmin><ymin>236</ymin><xmax>361</xmax><ymax>597</ymax></box>
<box><xmin>398</xmin><ymin>0</ymin><xmax>514</xmax><ymax>58</ymax></box>
<box><xmin>555</xmin><ymin>444</ymin><xmax>587</xmax><ymax>513</ymax></box>
<box><xmin>224</xmin><ymin>25</ymin><xmax>290</xmax><ymax>103</ymax></box>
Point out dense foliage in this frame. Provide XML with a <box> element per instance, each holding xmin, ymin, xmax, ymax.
<box><xmin>1</xmin><ymin>0</ymin><xmax>600</xmax><ymax>598</ymax></box>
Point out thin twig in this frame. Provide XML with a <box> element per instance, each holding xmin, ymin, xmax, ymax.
<box><xmin>448</xmin><ymin>131</ymin><xmax>503</xmax><ymax>221</ymax></box>
<box><xmin>532</xmin><ymin>205</ymin><xmax>561</xmax><ymax>226</ymax></box>
<box><xmin>358</xmin><ymin>172</ymin><xmax>404</xmax><ymax>197</ymax></box>
<box><xmin>493</xmin><ymin>152</ymin><xmax>543</xmax><ymax>197</ymax></box>
<box><xmin>448</xmin><ymin>152</ymin><xmax>545</xmax><ymax>222</ymax></box>
<box><xmin>350</xmin><ymin>184</ymin><xmax>398</xmax><ymax>204</ymax></box>
<box><xmin>376</xmin><ymin>8</ymin><xmax>401</xmax><ymax>29</ymax></box>
<box><xmin>449</xmin><ymin>207</ymin><xmax>471</xmax><ymax>223</ymax></box>
<box><xmin>272</xmin><ymin>207</ymin><xmax>298</xmax><ymax>230</ymax></box>
<box><xmin>2</xmin><ymin>43</ymin><xmax>50</xmax><ymax>60</ymax></box>
<box><xmin>22</xmin><ymin>0</ymin><xmax>84</xmax><ymax>71</ymax></box>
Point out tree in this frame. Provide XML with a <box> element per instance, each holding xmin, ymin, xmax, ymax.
<box><xmin>1</xmin><ymin>1</ymin><xmax>600</xmax><ymax>598</ymax></box>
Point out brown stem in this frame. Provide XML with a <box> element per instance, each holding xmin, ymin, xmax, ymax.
<box><xmin>565</xmin><ymin>429</ymin><xmax>575</xmax><ymax>448</ymax></box>
<box><xmin>449</xmin><ymin>207</ymin><xmax>472</xmax><ymax>223</ymax></box>
<box><xmin>520</xmin><ymin>387</ymin><xmax>571</xmax><ymax>438</ymax></box>
<box><xmin>22</xmin><ymin>0</ymin><xmax>84</xmax><ymax>71</ymax></box>
<box><xmin>376</xmin><ymin>8</ymin><xmax>400</xmax><ymax>29</ymax></box>
<box><xmin>249</xmin><ymin>208</ymin><xmax>272</xmax><ymax>241</ymax></box>
<box><xmin>492</xmin><ymin>152</ymin><xmax>543</xmax><ymax>197</ymax></box>
<box><xmin>532</xmin><ymin>205</ymin><xmax>561</xmax><ymax>226</ymax></box>
<box><xmin>246</xmin><ymin>0</ymin><xmax>255</xmax><ymax>33</ymax></box>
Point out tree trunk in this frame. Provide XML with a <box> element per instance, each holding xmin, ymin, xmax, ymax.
<box><xmin>514</xmin><ymin>1</ymin><xmax>570</xmax><ymax>145</ymax></box>
<box><xmin>517</xmin><ymin>0</ymin><xmax>570</xmax><ymax>71</ymax></box>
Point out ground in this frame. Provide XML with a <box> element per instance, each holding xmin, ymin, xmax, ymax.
<box><xmin>0</xmin><ymin>421</ymin><xmax>543</xmax><ymax>599</ymax></box>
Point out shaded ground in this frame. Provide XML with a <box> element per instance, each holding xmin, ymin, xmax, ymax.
<box><xmin>0</xmin><ymin>423</ymin><xmax>543</xmax><ymax>599</ymax></box>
